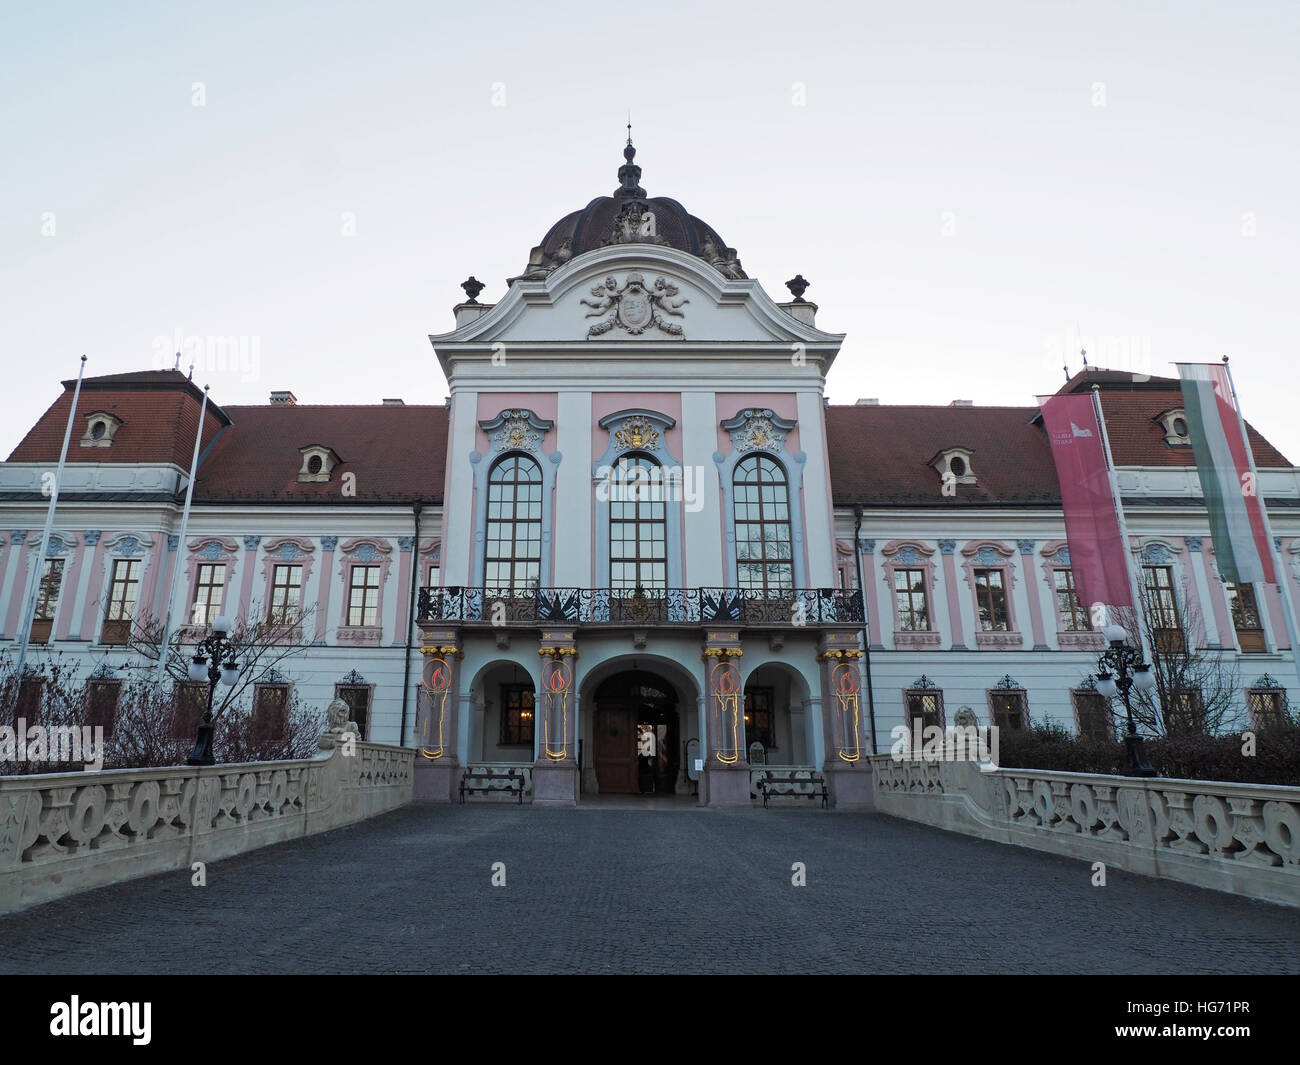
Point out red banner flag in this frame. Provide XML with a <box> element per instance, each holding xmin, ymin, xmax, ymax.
<box><xmin>1038</xmin><ymin>392</ymin><xmax>1134</xmax><ymax>618</ymax></box>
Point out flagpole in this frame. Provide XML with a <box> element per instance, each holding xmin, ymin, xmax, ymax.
<box><xmin>14</xmin><ymin>355</ymin><xmax>87</xmax><ymax>688</ymax></box>
<box><xmin>1091</xmin><ymin>385</ymin><xmax>1154</xmax><ymax>666</ymax></box>
<box><xmin>155</xmin><ymin>384</ymin><xmax>210</xmax><ymax>687</ymax></box>
<box><xmin>1219</xmin><ymin>357</ymin><xmax>1300</xmax><ymax>695</ymax></box>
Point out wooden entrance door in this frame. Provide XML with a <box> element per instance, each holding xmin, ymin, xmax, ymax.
<box><xmin>594</xmin><ymin>707</ymin><xmax>638</xmax><ymax>793</ymax></box>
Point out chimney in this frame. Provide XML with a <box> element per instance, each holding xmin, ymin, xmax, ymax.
<box><xmin>949</xmin><ymin>399</ymin><xmax>973</xmax><ymax>407</ymax></box>
<box><xmin>855</xmin><ymin>398</ymin><xmax>879</xmax><ymax>406</ymax></box>
<box><xmin>269</xmin><ymin>391</ymin><xmax>298</xmax><ymax>406</ymax></box>
<box><xmin>382</xmin><ymin>398</ymin><xmax>405</xmax><ymax>406</ymax></box>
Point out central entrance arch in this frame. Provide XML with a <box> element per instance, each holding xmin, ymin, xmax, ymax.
<box><xmin>592</xmin><ymin>671</ymin><xmax>680</xmax><ymax>794</ymax></box>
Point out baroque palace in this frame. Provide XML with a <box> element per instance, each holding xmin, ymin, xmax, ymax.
<box><xmin>2</xmin><ymin>140</ymin><xmax>1297</xmax><ymax>805</ymax></box>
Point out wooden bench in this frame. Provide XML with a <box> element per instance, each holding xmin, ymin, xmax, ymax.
<box><xmin>758</xmin><ymin>770</ymin><xmax>828</xmax><ymax>808</ymax></box>
<box><xmin>459</xmin><ymin>767</ymin><xmax>525</xmax><ymax>804</ymax></box>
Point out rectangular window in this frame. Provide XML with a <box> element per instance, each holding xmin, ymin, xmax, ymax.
<box><xmin>191</xmin><ymin>563</ymin><xmax>226</xmax><ymax>625</ymax></box>
<box><xmin>905</xmin><ymin>689</ymin><xmax>944</xmax><ymax>732</ymax></box>
<box><xmin>102</xmin><ymin>559</ymin><xmax>141</xmax><ymax>645</ymax></box>
<box><xmin>427</xmin><ymin>564</ymin><xmax>440</xmax><ymax>588</ymax></box>
<box><xmin>268</xmin><ymin>564</ymin><xmax>303</xmax><ymax>625</ymax></box>
<box><xmin>1143</xmin><ymin>565</ymin><xmax>1184</xmax><ymax>652</ymax></box>
<box><xmin>347</xmin><ymin>565</ymin><xmax>381</xmax><ymax>627</ymax></box>
<box><xmin>1246</xmin><ymin>688</ymin><xmax>1288</xmax><ymax>729</ymax></box>
<box><xmin>744</xmin><ymin>687</ymin><xmax>776</xmax><ymax>751</ymax></box>
<box><xmin>1073</xmin><ymin>690</ymin><xmax>1113</xmax><ymax>742</ymax></box>
<box><xmin>252</xmin><ymin>684</ymin><xmax>289</xmax><ymax>741</ymax></box>
<box><xmin>13</xmin><ymin>677</ymin><xmax>45</xmax><ymax>726</ymax></box>
<box><xmin>893</xmin><ymin>569</ymin><xmax>930</xmax><ymax>631</ymax></box>
<box><xmin>989</xmin><ymin>689</ymin><xmax>1027</xmax><ymax>731</ymax></box>
<box><xmin>1226</xmin><ymin>583</ymin><xmax>1266</xmax><ymax>653</ymax></box>
<box><xmin>87</xmin><ymin>679</ymin><xmax>122</xmax><ymax>739</ymax></box>
<box><xmin>1053</xmin><ymin>568</ymin><xmax>1090</xmax><ymax>631</ymax></box>
<box><xmin>1165</xmin><ymin>689</ymin><xmax>1204</xmax><ymax>734</ymax></box>
<box><xmin>172</xmin><ymin>682</ymin><xmax>208</xmax><ymax>740</ymax></box>
<box><xmin>30</xmin><ymin>558</ymin><xmax>65</xmax><ymax>643</ymax></box>
<box><xmin>974</xmin><ymin>568</ymin><xmax>1008</xmax><ymax>631</ymax></box>
<box><xmin>498</xmin><ymin>684</ymin><xmax>535</xmax><ymax>746</ymax></box>
<box><xmin>336</xmin><ymin>685</ymin><xmax>372</xmax><ymax>740</ymax></box>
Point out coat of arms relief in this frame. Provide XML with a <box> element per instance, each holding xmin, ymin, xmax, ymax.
<box><xmin>582</xmin><ymin>273</ymin><xmax>689</xmax><ymax>338</ymax></box>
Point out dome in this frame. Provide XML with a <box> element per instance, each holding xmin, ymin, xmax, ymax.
<box><xmin>512</xmin><ymin>138</ymin><xmax>747</xmax><ymax>283</ymax></box>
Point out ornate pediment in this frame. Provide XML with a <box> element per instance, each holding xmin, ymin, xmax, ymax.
<box><xmin>719</xmin><ymin>408</ymin><xmax>797</xmax><ymax>454</ymax></box>
<box><xmin>582</xmin><ymin>272</ymin><xmax>688</xmax><ymax>338</ymax></box>
<box><xmin>478</xmin><ymin>409</ymin><xmax>555</xmax><ymax>453</ymax></box>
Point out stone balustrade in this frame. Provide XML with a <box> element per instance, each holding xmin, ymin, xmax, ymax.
<box><xmin>870</xmin><ymin>755</ymin><xmax>1300</xmax><ymax>907</ymax></box>
<box><xmin>0</xmin><ymin>739</ymin><xmax>413</xmax><ymax>915</ymax></box>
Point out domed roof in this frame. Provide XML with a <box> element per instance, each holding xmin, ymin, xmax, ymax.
<box><xmin>512</xmin><ymin>137</ymin><xmax>747</xmax><ymax>283</ymax></box>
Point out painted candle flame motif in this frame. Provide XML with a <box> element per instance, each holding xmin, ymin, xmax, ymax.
<box><xmin>420</xmin><ymin>657</ymin><xmax>451</xmax><ymax>759</ymax></box>
<box><xmin>710</xmin><ymin>661</ymin><xmax>741</xmax><ymax>764</ymax></box>
<box><xmin>542</xmin><ymin>660</ymin><xmax>572</xmax><ymax>761</ymax></box>
<box><xmin>831</xmin><ymin>663</ymin><xmax>861</xmax><ymax>763</ymax></box>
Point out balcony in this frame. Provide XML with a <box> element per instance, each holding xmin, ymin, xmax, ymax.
<box><xmin>416</xmin><ymin>586</ymin><xmax>865</xmax><ymax>628</ymax></box>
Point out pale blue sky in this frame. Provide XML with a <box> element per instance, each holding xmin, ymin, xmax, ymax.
<box><xmin>3</xmin><ymin>1</ymin><xmax>1297</xmax><ymax>460</ymax></box>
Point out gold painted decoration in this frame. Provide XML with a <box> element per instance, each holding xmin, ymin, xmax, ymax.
<box><xmin>710</xmin><ymin>661</ymin><xmax>742</xmax><ymax>764</ymax></box>
<box><xmin>831</xmin><ymin>662</ymin><xmax>862</xmax><ymax>763</ymax></box>
<box><xmin>541</xmin><ymin>658</ymin><xmax>573</xmax><ymax>761</ymax></box>
<box><xmin>419</xmin><ymin>657</ymin><xmax>453</xmax><ymax>760</ymax></box>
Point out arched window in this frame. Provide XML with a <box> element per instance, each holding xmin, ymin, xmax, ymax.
<box><xmin>485</xmin><ymin>454</ymin><xmax>542</xmax><ymax>592</ymax></box>
<box><xmin>609</xmin><ymin>454</ymin><xmax>667</xmax><ymax>590</ymax></box>
<box><xmin>733</xmin><ymin>455</ymin><xmax>793</xmax><ymax>593</ymax></box>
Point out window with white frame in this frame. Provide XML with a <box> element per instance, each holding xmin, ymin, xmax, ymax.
<box><xmin>485</xmin><ymin>454</ymin><xmax>542</xmax><ymax>593</ymax></box>
<box><xmin>191</xmin><ymin>563</ymin><xmax>226</xmax><ymax>625</ymax></box>
<box><xmin>733</xmin><ymin>454</ymin><xmax>793</xmax><ymax>594</ymax></box>
<box><xmin>268</xmin><ymin>564</ymin><xmax>303</xmax><ymax>624</ymax></box>
<box><xmin>609</xmin><ymin>454</ymin><xmax>667</xmax><ymax>590</ymax></box>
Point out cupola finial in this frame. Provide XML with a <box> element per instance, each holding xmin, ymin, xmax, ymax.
<box><xmin>615</xmin><ymin>121</ymin><xmax>646</xmax><ymax>200</ymax></box>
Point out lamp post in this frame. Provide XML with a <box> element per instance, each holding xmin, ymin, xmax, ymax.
<box><xmin>185</xmin><ymin>615</ymin><xmax>240</xmax><ymax>766</ymax></box>
<box><xmin>1092</xmin><ymin>623</ymin><xmax>1157</xmax><ymax>777</ymax></box>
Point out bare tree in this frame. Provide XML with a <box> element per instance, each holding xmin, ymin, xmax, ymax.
<box><xmin>1110</xmin><ymin>576</ymin><xmax>1244</xmax><ymax>736</ymax></box>
<box><xmin>120</xmin><ymin>602</ymin><xmax>319</xmax><ymax>726</ymax></box>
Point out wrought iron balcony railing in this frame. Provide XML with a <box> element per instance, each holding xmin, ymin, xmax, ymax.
<box><xmin>416</xmin><ymin>586</ymin><xmax>865</xmax><ymax>627</ymax></box>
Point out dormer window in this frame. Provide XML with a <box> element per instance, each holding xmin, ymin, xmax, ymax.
<box><xmin>928</xmin><ymin>447</ymin><xmax>977</xmax><ymax>487</ymax></box>
<box><xmin>1157</xmin><ymin>409</ymin><xmax>1192</xmax><ymax>447</ymax></box>
<box><xmin>80</xmin><ymin>411</ymin><xmax>123</xmax><ymax>448</ymax></box>
<box><xmin>298</xmin><ymin>445</ymin><xmax>340</xmax><ymax>483</ymax></box>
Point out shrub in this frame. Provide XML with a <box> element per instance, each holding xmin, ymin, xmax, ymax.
<box><xmin>998</xmin><ymin>718</ymin><xmax>1300</xmax><ymax>786</ymax></box>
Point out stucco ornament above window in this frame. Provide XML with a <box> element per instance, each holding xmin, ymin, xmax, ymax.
<box><xmin>613</xmin><ymin>416</ymin><xmax>661</xmax><ymax>452</ymax></box>
<box><xmin>479</xmin><ymin>409</ymin><xmax>554</xmax><ymax>454</ymax></box>
<box><xmin>721</xmin><ymin>409</ymin><xmax>797</xmax><ymax>454</ymax></box>
<box><xmin>582</xmin><ymin>272</ymin><xmax>688</xmax><ymax>338</ymax></box>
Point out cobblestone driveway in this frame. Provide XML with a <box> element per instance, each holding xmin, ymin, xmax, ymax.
<box><xmin>1</xmin><ymin>805</ymin><xmax>1296</xmax><ymax>974</ymax></box>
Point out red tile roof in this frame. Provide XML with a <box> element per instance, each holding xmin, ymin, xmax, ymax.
<box><xmin>194</xmin><ymin>404</ymin><xmax>448</xmax><ymax>503</ymax></box>
<box><xmin>7</xmin><ymin>370</ymin><xmax>228</xmax><ymax>468</ymax></box>
<box><xmin>826</xmin><ymin>405</ymin><xmax>1061</xmax><ymax>505</ymax></box>
<box><xmin>827</xmin><ymin>375</ymin><xmax>1291</xmax><ymax>505</ymax></box>
<box><xmin>1093</xmin><ymin>391</ymin><xmax>1289</xmax><ymax>469</ymax></box>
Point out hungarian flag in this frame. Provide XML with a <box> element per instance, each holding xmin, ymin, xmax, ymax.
<box><xmin>1038</xmin><ymin>392</ymin><xmax>1134</xmax><ymax>616</ymax></box>
<box><xmin>1176</xmin><ymin>363</ymin><xmax>1275</xmax><ymax>584</ymax></box>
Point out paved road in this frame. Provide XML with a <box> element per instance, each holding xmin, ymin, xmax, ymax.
<box><xmin>1</xmin><ymin>805</ymin><xmax>1297</xmax><ymax>974</ymax></box>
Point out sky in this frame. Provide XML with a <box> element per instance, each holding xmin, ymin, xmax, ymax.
<box><xmin>2</xmin><ymin>0</ymin><xmax>1297</xmax><ymax>461</ymax></box>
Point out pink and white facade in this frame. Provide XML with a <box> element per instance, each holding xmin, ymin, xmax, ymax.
<box><xmin>3</xmin><ymin>141</ymin><xmax>1297</xmax><ymax>805</ymax></box>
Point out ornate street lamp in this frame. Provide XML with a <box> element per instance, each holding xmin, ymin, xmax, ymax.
<box><xmin>185</xmin><ymin>615</ymin><xmax>240</xmax><ymax>766</ymax></box>
<box><xmin>1092</xmin><ymin>623</ymin><xmax>1157</xmax><ymax>777</ymax></box>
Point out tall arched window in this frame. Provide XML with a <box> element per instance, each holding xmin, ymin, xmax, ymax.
<box><xmin>733</xmin><ymin>455</ymin><xmax>793</xmax><ymax>593</ymax></box>
<box><xmin>485</xmin><ymin>454</ymin><xmax>542</xmax><ymax>592</ymax></box>
<box><xmin>610</xmin><ymin>454</ymin><xmax>667</xmax><ymax>590</ymax></box>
